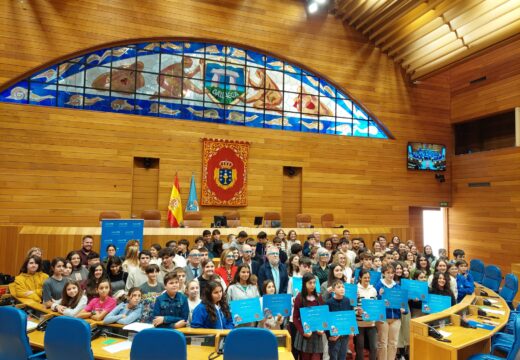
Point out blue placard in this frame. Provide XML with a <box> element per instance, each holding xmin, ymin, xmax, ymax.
<box><xmin>262</xmin><ymin>294</ymin><xmax>292</xmax><ymax>318</ymax></box>
<box><xmin>344</xmin><ymin>283</ymin><xmax>358</xmax><ymax>306</ymax></box>
<box><xmin>360</xmin><ymin>299</ymin><xmax>386</xmax><ymax>322</ymax></box>
<box><xmin>328</xmin><ymin>310</ymin><xmax>359</xmax><ymax>336</ymax></box>
<box><xmin>401</xmin><ymin>279</ymin><xmax>428</xmax><ymax>301</ymax></box>
<box><xmin>100</xmin><ymin>219</ymin><xmax>144</xmax><ymax>259</ymax></box>
<box><xmin>422</xmin><ymin>294</ymin><xmax>452</xmax><ymax>314</ymax></box>
<box><xmin>300</xmin><ymin>305</ymin><xmax>330</xmax><ymax>332</ymax></box>
<box><xmin>291</xmin><ymin>276</ymin><xmax>320</xmax><ymax>297</ymax></box>
<box><xmin>382</xmin><ymin>287</ymin><xmax>408</xmax><ymax>310</ymax></box>
<box><xmin>230</xmin><ymin>297</ymin><xmax>262</xmax><ymax>325</ymax></box>
<box><xmin>467</xmin><ymin>320</ymin><xmax>495</xmax><ymax>330</ymax></box>
<box><xmin>369</xmin><ymin>271</ymin><xmax>381</xmax><ymax>285</ymax></box>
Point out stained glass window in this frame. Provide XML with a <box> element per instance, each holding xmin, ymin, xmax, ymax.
<box><xmin>0</xmin><ymin>40</ymin><xmax>389</xmax><ymax>139</ymax></box>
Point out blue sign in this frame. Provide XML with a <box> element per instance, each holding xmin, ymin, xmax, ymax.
<box><xmin>422</xmin><ymin>294</ymin><xmax>452</xmax><ymax>314</ymax></box>
<box><xmin>291</xmin><ymin>276</ymin><xmax>320</xmax><ymax>297</ymax></box>
<box><xmin>369</xmin><ymin>271</ymin><xmax>381</xmax><ymax>285</ymax></box>
<box><xmin>382</xmin><ymin>287</ymin><xmax>408</xmax><ymax>310</ymax></box>
<box><xmin>328</xmin><ymin>310</ymin><xmax>359</xmax><ymax>336</ymax></box>
<box><xmin>300</xmin><ymin>305</ymin><xmax>330</xmax><ymax>332</ymax></box>
<box><xmin>100</xmin><ymin>219</ymin><xmax>144</xmax><ymax>259</ymax></box>
<box><xmin>262</xmin><ymin>294</ymin><xmax>292</xmax><ymax>318</ymax></box>
<box><xmin>360</xmin><ymin>299</ymin><xmax>386</xmax><ymax>322</ymax></box>
<box><xmin>230</xmin><ymin>297</ymin><xmax>262</xmax><ymax>325</ymax></box>
<box><xmin>401</xmin><ymin>279</ymin><xmax>428</xmax><ymax>301</ymax></box>
<box><xmin>344</xmin><ymin>283</ymin><xmax>358</xmax><ymax>306</ymax></box>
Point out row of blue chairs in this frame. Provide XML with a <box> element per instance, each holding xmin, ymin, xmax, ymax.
<box><xmin>469</xmin><ymin>316</ymin><xmax>520</xmax><ymax>360</ymax></box>
<box><xmin>469</xmin><ymin>259</ymin><xmax>518</xmax><ymax>307</ymax></box>
<box><xmin>0</xmin><ymin>306</ymin><xmax>279</xmax><ymax>360</ymax></box>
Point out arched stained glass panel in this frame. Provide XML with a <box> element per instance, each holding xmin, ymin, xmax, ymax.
<box><xmin>0</xmin><ymin>40</ymin><xmax>389</xmax><ymax>139</ymax></box>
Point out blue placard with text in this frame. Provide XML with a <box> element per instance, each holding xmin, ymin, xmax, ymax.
<box><xmin>328</xmin><ymin>310</ymin><xmax>359</xmax><ymax>336</ymax></box>
<box><xmin>344</xmin><ymin>283</ymin><xmax>358</xmax><ymax>306</ymax></box>
<box><xmin>100</xmin><ymin>219</ymin><xmax>144</xmax><ymax>259</ymax></box>
<box><xmin>382</xmin><ymin>287</ymin><xmax>408</xmax><ymax>310</ymax></box>
<box><xmin>401</xmin><ymin>279</ymin><xmax>428</xmax><ymax>301</ymax></box>
<box><xmin>262</xmin><ymin>294</ymin><xmax>292</xmax><ymax>318</ymax></box>
<box><xmin>422</xmin><ymin>294</ymin><xmax>452</xmax><ymax>314</ymax></box>
<box><xmin>300</xmin><ymin>305</ymin><xmax>330</xmax><ymax>332</ymax></box>
<box><xmin>230</xmin><ymin>297</ymin><xmax>262</xmax><ymax>325</ymax></box>
<box><xmin>369</xmin><ymin>270</ymin><xmax>381</xmax><ymax>285</ymax></box>
<box><xmin>361</xmin><ymin>299</ymin><xmax>386</xmax><ymax>322</ymax></box>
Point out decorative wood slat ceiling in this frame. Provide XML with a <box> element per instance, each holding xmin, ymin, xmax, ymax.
<box><xmin>334</xmin><ymin>0</ymin><xmax>520</xmax><ymax>80</ymax></box>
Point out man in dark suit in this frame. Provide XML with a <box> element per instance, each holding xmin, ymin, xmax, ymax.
<box><xmin>257</xmin><ymin>246</ymin><xmax>288</xmax><ymax>294</ymax></box>
<box><xmin>235</xmin><ymin>244</ymin><xmax>260</xmax><ymax>276</ymax></box>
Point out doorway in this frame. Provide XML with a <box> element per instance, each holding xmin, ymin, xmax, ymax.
<box><xmin>409</xmin><ymin>206</ymin><xmax>447</xmax><ymax>253</ymax></box>
<box><xmin>282</xmin><ymin>166</ymin><xmax>302</xmax><ymax>228</ymax></box>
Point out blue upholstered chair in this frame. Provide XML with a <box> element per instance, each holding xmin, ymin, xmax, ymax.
<box><xmin>0</xmin><ymin>306</ymin><xmax>45</xmax><ymax>360</ymax></box>
<box><xmin>468</xmin><ymin>317</ymin><xmax>520</xmax><ymax>360</ymax></box>
<box><xmin>469</xmin><ymin>259</ymin><xmax>485</xmax><ymax>284</ymax></box>
<box><xmin>482</xmin><ymin>265</ymin><xmax>502</xmax><ymax>292</ymax></box>
<box><xmin>44</xmin><ymin>316</ymin><xmax>94</xmax><ymax>360</ymax></box>
<box><xmin>499</xmin><ymin>273</ymin><xmax>518</xmax><ymax>308</ymax></box>
<box><xmin>223</xmin><ymin>328</ymin><xmax>278</xmax><ymax>360</ymax></box>
<box><xmin>130</xmin><ymin>328</ymin><xmax>186</xmax><ymax>360</ymax></box>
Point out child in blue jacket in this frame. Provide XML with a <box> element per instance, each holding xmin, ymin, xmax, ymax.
<box><xmin>191</xmin><ymin>280</ymin><xmax>234</xmax><ymax>329</ymax></box>
<box><xmin>455</xmin><ymin>260</ymin><xmax>475</xmax><ymax>302</ymax></box>
<box><xmin>152</xmin><ymin>273</ymin><xmax>189</xmax><ymax>328</ymax></box>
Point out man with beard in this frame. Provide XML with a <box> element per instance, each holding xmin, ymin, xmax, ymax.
<box><xmin>78</xmin><ymin>235</ymin><xmax>94</xmax><ymax>266</ymax></box>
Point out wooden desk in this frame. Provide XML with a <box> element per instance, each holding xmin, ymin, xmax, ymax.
<box><xmin>410</xmin><ymin>285</ymin><xmax>510</xmax><ymax>360</ymax></box>
<box><xmin>17</xmin><ymin>295</ymin><xmax>294</xmax><ymax>359</ymax></box>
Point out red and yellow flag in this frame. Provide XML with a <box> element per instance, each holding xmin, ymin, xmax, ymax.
<box><xmin>167</xmin><ymin>173</ymin><xmax>183</xmax><ymax>227</ymax></box>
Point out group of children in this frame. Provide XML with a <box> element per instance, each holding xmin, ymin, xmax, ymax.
<box><xmin>11</xmin><ymin>232</ymin><xmax>475</xmax><ymax>360</ymax></box>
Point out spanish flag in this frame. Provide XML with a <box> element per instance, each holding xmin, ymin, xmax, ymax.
<box><xmin>167</xmin><ymin>173</ymin><xmax>183</xmax><ymax>227</ymax></box>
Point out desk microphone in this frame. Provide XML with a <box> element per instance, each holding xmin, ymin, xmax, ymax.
<box><xmin>477</xmin><ymin>309</ymin><xmax>499</xmax><ymax>319</ymax></box>
<box><xmin>426</xmin><ymin>324</ymin><xmax>452</xmax><ymax>343</ymax></box>
<box><xmin>482</xmin><ymin>299</ymin><xmax>500</xmax><ymax>308</ymax></box>
<box><xmin>480</xmin><ymin>290</ymin><xmax>499</xmax><ymax>298</ymax></box>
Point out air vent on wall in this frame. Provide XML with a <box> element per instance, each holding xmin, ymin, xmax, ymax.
<box><xmin>469</xmin><ymin>76</ymin><xmax>487</xmax><ymax>85</ymax></box>
<box><xmin>468</xmin><ymin>182</ymin><xmax>491</xmax><ymax>187</ymax></box>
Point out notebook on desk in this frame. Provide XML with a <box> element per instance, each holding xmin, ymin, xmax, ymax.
<box><xmin>27</xmin><ymin>320</ymin><xmax>38</xmax><ymax>332</ymax></box>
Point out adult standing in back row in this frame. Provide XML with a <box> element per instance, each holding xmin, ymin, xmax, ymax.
<box><xmin>77</xmin><ymin>235</ymin><xmax>94</xmax><ymax>266</ymax></box>
<box><xmin>258</xmin><ymin>246</ymin><xmax>288</xmax><ymax>294</ymax></box>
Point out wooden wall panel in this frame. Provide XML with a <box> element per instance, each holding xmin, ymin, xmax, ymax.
<box><xmin>0</xmin><ymin>0</ymin><xmax>452</xmax><ymax>269</ymax></box>
<box><xmin>282</xmin><ymin>168</ymin><xmax>302</xmax><ymax>228</ymax></box>
<box><xmin>131</xmin><ymin>167</ymin><xmax>159</xmax><ymax>219</ymax></box>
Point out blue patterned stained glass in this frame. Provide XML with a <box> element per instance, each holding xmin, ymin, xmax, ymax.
<box><xmin>0</xmin><ymin>40</ymin><xmax>390</xmax><ymax>139</ymax></box>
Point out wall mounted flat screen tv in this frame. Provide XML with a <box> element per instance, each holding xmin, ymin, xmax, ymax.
<box><xmin>407</xmin><ymin>142</ymin><xmax>446</xmax><ymax>171</ymax></box>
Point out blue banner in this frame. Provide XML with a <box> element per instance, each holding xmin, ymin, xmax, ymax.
<box><xmin>300</xmin><ymin>305</ymin><xmax>330</xmax><ymax>332</ymax></box>
<box><xmin>230</xmin><ymin>297</ymin><xmax>262</xmax><ymax>325</ymax></box>
<box><xmin>401</xmin><ymin>279</ymin><xmax>428</xmax><ymax>301</ymax></box>
<box><xmin>262</xmin><ymin>294</ymin><xmax>292</xmax><ymax>318</ymax></box>
<box><xmin>382</xmin><ymin>287</ymin><xmax>408</xmax><ymax>310</ymax></box>
<box><xmin>291</xmin><ymin>276</ymin><xmax>320</xmax><ymax>297</ymax></box>
<box><xmin>360</xmin><ymin>299</ymin><xmax>386</xmax><ymax>322</ymax></box>
<box><xmin>422</xmin><ymin>294</ymin><xmax>452</xmax><ymax>314</ymax></box>
<box><xmin>100</xmin><ymin>219</ymin><xmax>144</xmax><ymax>259</ymax></box>
<box><xmin>344</xmin><ymin>283</ymin><xmax>358</xmax><ymax>306</ymax></box>
<box><xmin>185</xmin><ymin>174</ymin><xmax>199</xmax><ymax>212</ymax></box>
<box><xmin>328</xmin><ymin>310</ymin><xmax>359</xmax><ymax>336</ymax></box>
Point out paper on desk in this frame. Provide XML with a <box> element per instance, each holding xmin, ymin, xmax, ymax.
<box><xmin>103</xmin><ymin>340</ymin><xmax>132</xmax><ymax>354</ymax></box>
<box><xmin>480</xmin><ymin>307</ymin><xmax>505</xmax><ymax>315</ymax></box>
<box><xmin>122</xmin><ymin>322</ymin><xmax>154</xmax><ymax>332</ymax></box>
<box><xmin>438</xmin><ymin>330</ymin><xmax>451</xmax><ymax>338</ymax></box>
<box><xmin>27</xmin><ymin>320</ymin><xmax>38</xmax><ymax>332</ymax></box>
<box><xmin>484</xmin><ymin>298</ymin><xmax>498</xmax><ymax>304</ymax></box>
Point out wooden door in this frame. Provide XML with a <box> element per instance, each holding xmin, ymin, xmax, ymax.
<box><xmin>282</xmin><ymin>166</ymin><xmax>302</xmax><ymax>228</ymax></box>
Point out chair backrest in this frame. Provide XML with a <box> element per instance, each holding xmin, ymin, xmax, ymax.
<box><xmin>482</xmin><ymin>264</ymin><xmax>502</xmax><ymax>292</ymax></box>
<box><xmin>99</xmin><ymin>211</ymin><xmax>121</xmax><ymax>222</ymax></box>
<box><xmin>131</xmin><ymin>328</ymin><xmax>187</xmax><ymax>360</ymax></box>
<box><xmin>141</xmin><ymin>210</ymin><xmax>161</xmax><ymax>227</ymax></box>
<box><xmin>321</xmin><ymin>213</ymin><xmax>335</xmax><ymax>227</ymax></box>
<box><xmin>296</xmin><ymin>213</ymin><xmax>312</xmax><ymax>228</ymax></box>
<box><xmin>223</xmin><ymin>328</ymin><xmax>278</xmax><ymax>360</ymax></box>
<box><xmin>264</xmin><ymin>212</ymin><xmax>281</xmax><ymax>227</ymax></box>
<box><xmin>469</xmin><ymin>259</ymin><xmax>485</xmax><ymax>283</ymax></box>
<box><xmin>500</xmin><ymin>273</ymin><xmax>519</xmax><ymax>303</ymax></box>
<box><xmin>223</xmin><ymin>211</ymin><xmax>240</xmax><ymax>227</ymax></box>
<box><xmin>183</xmin><ymin>211</ymin><xmax>203</xmax><ymax>227</ymax></box>
<box><xmin>506</xmin><ymin>316</ymin><xmax>520</xmax><ymax>360</ymax></box>
<box><xmin>44</xmin><ymin>316</ymin><xmax>94</xmax><ymax>360</ymax></box>
<box><xmin>0</xmin><ymin>307</ymin><xmax>33</xmax><ymax>360</ymax></box>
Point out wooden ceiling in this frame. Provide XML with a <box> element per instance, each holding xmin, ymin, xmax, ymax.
<box><xmin>333</xmin><ymin>0</ymin><xmax>520</xmax><ymax>80</ymax></box>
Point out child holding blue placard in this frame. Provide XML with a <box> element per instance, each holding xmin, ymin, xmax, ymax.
<box><xmin>293</xmin><ymin>272</ymin><xmax>325</xmax><ymax>360</ymax></box>
<box><xmin>356</xmin><ymin>269</ymin><xmax>377</xmax><ymax>360</ymax></box>
<box><xmin>375</xmin><ymin>264</ymin><xmax>407</xmax><ymax>360</ymax></box>
<box><xmin>326</xmin><ymin>279</ymin><xmax>354</xmax><ymax>360</ymax></box>
<box><xmin>320</xmin><ymin>262</ymin><xmax>348</xmax><ymax>301</ymax></box>
<box><xmin>191</xmin><ymin>281</ymin><xmax>234</xmax><ymax>329</ymax></box>
<box><xmin>258</xmin><ymin>280</ymin><xmax>284</xmax><ymax>330</ymax></box>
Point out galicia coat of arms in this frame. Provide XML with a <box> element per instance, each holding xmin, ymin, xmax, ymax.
<box><xmin>214</xmin><ymin>160</ymin><xmax>237</xmax><ymax>190</ymax></box>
